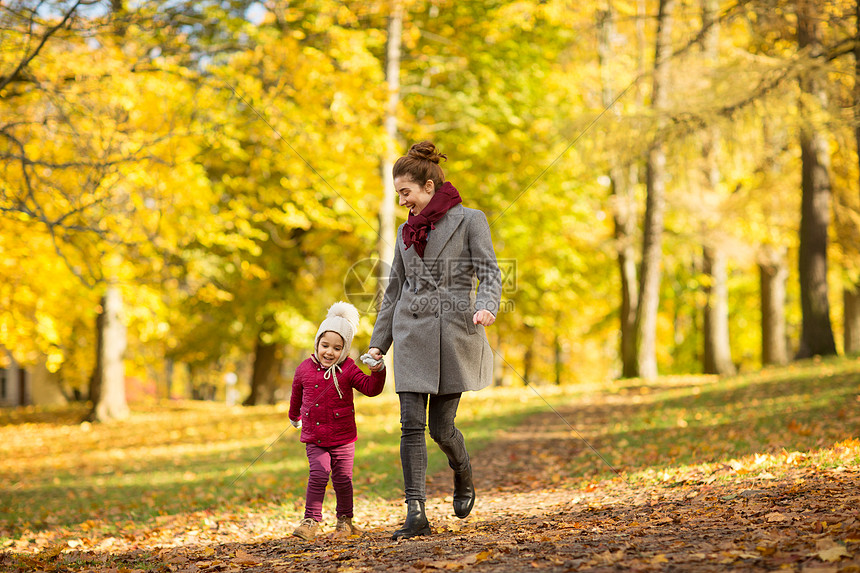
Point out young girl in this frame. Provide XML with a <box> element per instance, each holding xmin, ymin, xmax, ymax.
<box><xmin>289</xmin><ymin>301</ymin><xmax>386</xmax><ymax>540</ymax></box>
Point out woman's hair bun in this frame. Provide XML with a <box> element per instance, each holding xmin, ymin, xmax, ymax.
<box><xmin>407</xmin><ymin>140</ymin><xmax>447</xmax><ymax>164</ymax></box>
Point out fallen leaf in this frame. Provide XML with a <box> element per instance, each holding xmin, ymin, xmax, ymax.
<box><xmin>817</xmin><ymin>544</ymin><xmax>850</xmax><ymax>562</ymax></box>
<box><xmin>474</xmin><ymin>550</ymin><xmax>492</xmax><ymax>563</ymax></box>
<box><xmin>765</xmin><ymin>512</ymin><xmax>789</xmax><ymax>523</ymax></box>
<box><xmin>232</xmin><ymin>549</ymin><xmax>260</xmax><ymax>566</ymax></box>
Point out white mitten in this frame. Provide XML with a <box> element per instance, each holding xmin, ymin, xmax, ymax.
<box><xmin>290</xmin><ymin>418</ymin><xmax>302</xmax><ymax>429</ymax></box>
<box><xmin>360</xmin><ymin>353</ymin><xmax>383</xmax><ymax>368</ymax></box>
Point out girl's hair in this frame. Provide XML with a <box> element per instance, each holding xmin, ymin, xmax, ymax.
<box><xmin>392</xmin><ymin>141</ymin><xmax>447</xmax><ymax>188</ymax></box>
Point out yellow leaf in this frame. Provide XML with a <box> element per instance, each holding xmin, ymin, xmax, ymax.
<box><xmin>474</xmin><ymin>550</ymin><xmax>492</xmax><ymax>563</ymax></box>
<box><xmin>817</xmin><ymin>544</ymin><xmax>850</xmax><ymax>562</ymax></box>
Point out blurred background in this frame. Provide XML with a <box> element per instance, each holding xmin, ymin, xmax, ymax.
<box><xmin>1</xmin><ymin>0</ymin><xmax>857</xmax><ymax>421</ymax></box>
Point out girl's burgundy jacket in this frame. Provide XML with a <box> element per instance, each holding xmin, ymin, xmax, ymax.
<box><xmin>288</xmin><ymin>356</ymin><xmax>386</xmax><ymax>447</ymax></box>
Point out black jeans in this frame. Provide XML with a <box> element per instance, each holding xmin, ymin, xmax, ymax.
<box><xmin>399</xmin><ymin>392</ymin><xmax>469</xmax><ymax>502</ymax></box>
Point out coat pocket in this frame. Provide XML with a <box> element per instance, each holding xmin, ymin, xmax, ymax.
<box><xmin>464</xmin><ymin>311</ymin><xmax>477</xmax><ymax>335</ymax></box>
<box><xmin>331</xmin><ymin>406</ymin><xmax>356</xmax><ymax>440</ymax></box>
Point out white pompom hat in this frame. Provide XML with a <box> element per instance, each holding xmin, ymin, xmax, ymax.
<box><xmin>314</xmin><ymin>301</ymin><xmax>360</xmax><ymax>365</ymax></box>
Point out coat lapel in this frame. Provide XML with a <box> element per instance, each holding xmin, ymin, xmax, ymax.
<box><xmin>422</xmin><ymin>204</ymin><xmax>465</xmax><ymax>264</ymax></box>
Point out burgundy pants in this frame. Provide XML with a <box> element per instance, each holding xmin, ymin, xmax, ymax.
<box><xmin>303</xmin><ymin>442</ymin><xmax>355</xmax><ymax>521</ymax></box>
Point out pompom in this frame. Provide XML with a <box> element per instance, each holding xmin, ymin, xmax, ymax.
<box><xmin>326</xmin><ymin>301</ymin><xmax>360</xmax><ymax>331</ymax></box>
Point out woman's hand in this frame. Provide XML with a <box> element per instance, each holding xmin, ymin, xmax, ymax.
<box><xmin>473</xmin><ymin>309</ymin><xmax>496</xmax><ymax>326</ymax></box>
<box><xmin>368</xmin><ymin>347</ymin><xmax>384</xmax><ymax>361</ymax></box>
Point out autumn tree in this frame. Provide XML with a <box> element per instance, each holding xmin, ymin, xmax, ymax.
<box><xmin>1</xmin><ymin>0</ymin><xmax>222</xmax><ymax>413</ymax></box>
<box><xmin>846</xmin><ymin>0</ymin><xmax>860</xmax><ymax>355</ymax></box>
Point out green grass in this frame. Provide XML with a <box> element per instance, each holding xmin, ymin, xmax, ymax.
<box><xmin>548</xmin><ymin>357</ymin><xmax>860</xmax><ymax>485</ymax></box>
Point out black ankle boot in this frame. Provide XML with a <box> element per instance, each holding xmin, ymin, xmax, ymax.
<box><xmin>391</xmin><ymin>500</ymin><xmax>431</xmax><ymax>540</ymax></box>
<box><xmin>453</xmin><ymin>464</ymin><xmax>475</xmax><ymax>518</ymax></box>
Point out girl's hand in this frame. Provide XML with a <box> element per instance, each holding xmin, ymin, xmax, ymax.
<box><xmin>473</xmin><ymin>309</ymin><xmax>496</xmax><ymax>326</ymax></box>
<box><xmin>369</xmin><ymin>361</ymin><xmax>385</xmax><ymax>372</ymax></box>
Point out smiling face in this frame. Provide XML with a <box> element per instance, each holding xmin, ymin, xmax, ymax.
<box><xmin>394</xmin><ymin>176</ymin><xmax>435</xmax><ymax>216</ymax></box>
<box><xmin>316</xmin><ymin>331</ymin><xmax>344</xmax><ymax>367</ymax></box>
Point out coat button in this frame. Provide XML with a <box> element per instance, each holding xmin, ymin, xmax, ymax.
<box><xmin>316</xmin><ymin>422</ymin><xmax>320</xmax><ymax>426</ymax></box>
<box><xmin>413</xmin><ymin>313</ymin><xmax>418</xmax><ymax>318</ymax></box>
<box><xmin>315</xmin><ymin>404</ymin><xmax>319</xmax><ymax>407</ymax></box>
<box><xmin>435</xmin><ymin>311</ymin><xmax>439</xmax><ymax>318</ymax></box>
<box><xmin>413</xmin><ymin>287</ymin><xmax>418</xmax><ymax>293</ymax></box>
<box><xmin>314</xmin><ymin>384</ymin><xmax>318</xmax><ymax>388</ymax></box>
<box><xmin>335</xmin><ymin>413</ymin><xmax>339</xmax><ymax>417</ymax></box>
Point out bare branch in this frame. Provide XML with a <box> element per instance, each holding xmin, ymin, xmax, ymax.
<box><xmin>0</xmin><ymin>0</ymin><xmax>85</xmax><ymax>94</ymax></box>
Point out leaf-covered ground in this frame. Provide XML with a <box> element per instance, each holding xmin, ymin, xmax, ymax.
<box><xmin>2</xmin><ymin>357</ymin><xmax>859</xmax><ymax>572</ymax></box>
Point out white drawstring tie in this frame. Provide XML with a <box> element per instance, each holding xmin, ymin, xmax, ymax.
<box><xmin>323</xmin><ymin>363</ymin><xmax>343</xmax><ymax>399</ymax></box>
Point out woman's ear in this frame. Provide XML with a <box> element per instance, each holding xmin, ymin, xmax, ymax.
<box><xmin>425</xmin><ymin>180</ymin><xmax>435</xmax><ymax>193</ymax></box>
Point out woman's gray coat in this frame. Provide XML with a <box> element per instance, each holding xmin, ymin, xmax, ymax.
<box><xmin>370</xmin><ymin>204</ymin><xmax>502</xmax><ymax>395</ymax></box>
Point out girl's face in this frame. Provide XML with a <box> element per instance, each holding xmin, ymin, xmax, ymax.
<box><xmin>394</xmin><ymin>176</ymin><xmax>435</xmax><ymax>216</ymax></box>
<box><xmin>316</xmin><ymin>331</ymin><xmax>344</xmax><ymax>367</ymax></box>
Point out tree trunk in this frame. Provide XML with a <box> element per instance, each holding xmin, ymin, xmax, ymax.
<box><xmin>88</xmin><ymin>303</ymin><xmax>104</xmax><ymax>405</ymax></box>
<box><xmin>796</xmin><ymin>0</ymin><xmax>837</xmax><ymax>359</ymax></box>
<box><xmin>244</xmin><ymin>328</ymin><xmax>282</xmax><ymax>406</ymax></box>
<box><xmin>703</xmin><ymin>247</ymin><xmax>736</xmax><ymax>375</ymax></box>
<box><xmin>635</xmin><ymin>0</ymin><xmax>674</xmax><ymax>379</ymax></box>
<box><xmin>377</xmin><ymin>0</ymin><xmax>402</xmax><ymax>306</ymax></box>
<box><xmin>598</xmin><ymin>3</ymin><xmax>639</xmax><ymax>378</ymax></box>
<box><xmin>29</xmin><ymin>357</ymin><xmax>68</xmax><ymax>405</ymax></box>
<box><xmin>760</xmin><ymin>248</ymin><xmax>789</xmax><ymax>366</ymax></box>
<box><xmin>699</xmin><ymin>0</ymin><xmax>734</xmax><ymax>376</ymax></box>
<box><xmin>522</xmin><ymin>324</ymin><xmax>535</xmax><ymax>385</ymax></box>
<box><xmin>845</xmin><ymin>286</ymin><xmax>860</xmax><ymax>355</ymax></box>
<box><xmin>87</xmin><ymin>286</ymin><xmax>129</xmax><ymax>422</ymax></box>
<box><xmin>554</xmin><ymin>330</ymin><xmax>562</xmax><ymax>385</ymax></box>
<box><xmin>164</xmin><ymin>357</ymin><xmax>174</xmax><ymax>400</ymax></box>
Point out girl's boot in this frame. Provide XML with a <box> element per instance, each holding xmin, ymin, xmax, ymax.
<box><xmin>391</xmin><ymin>500</ymin><xmax>431</xmax><ymax>540</ymax></box>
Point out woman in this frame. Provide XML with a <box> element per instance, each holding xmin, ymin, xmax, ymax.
<box><xmin>368</xmin><ymin>140</ymin><xmax>502</xmax><ymax>540</ymax></box>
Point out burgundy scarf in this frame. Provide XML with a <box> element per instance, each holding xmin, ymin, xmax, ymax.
<box><xmin>402</xmin><ymin>181</ymin><xmax>462</xmax><ymax>258</ymax></box>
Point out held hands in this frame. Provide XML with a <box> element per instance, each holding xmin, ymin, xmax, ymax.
<box><xmin>473</xmin><ymin>309</ymin><xmax>496</xmax><ymax>326</ymax></box>
<box><xmin>363</xmin><ymin>349</ymin><xmax>385</xmax><ymax>372</ymax></box>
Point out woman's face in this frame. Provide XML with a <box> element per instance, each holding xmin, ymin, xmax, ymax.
<box><xmin>394</xmin><ymin>176</ymin><xmax>435</xmax><ymax>216</ymax></box>
<box><xmin>316</xmin><ymin>331</ymin><xmax>344</xmax><ymax>368</ymax></box>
